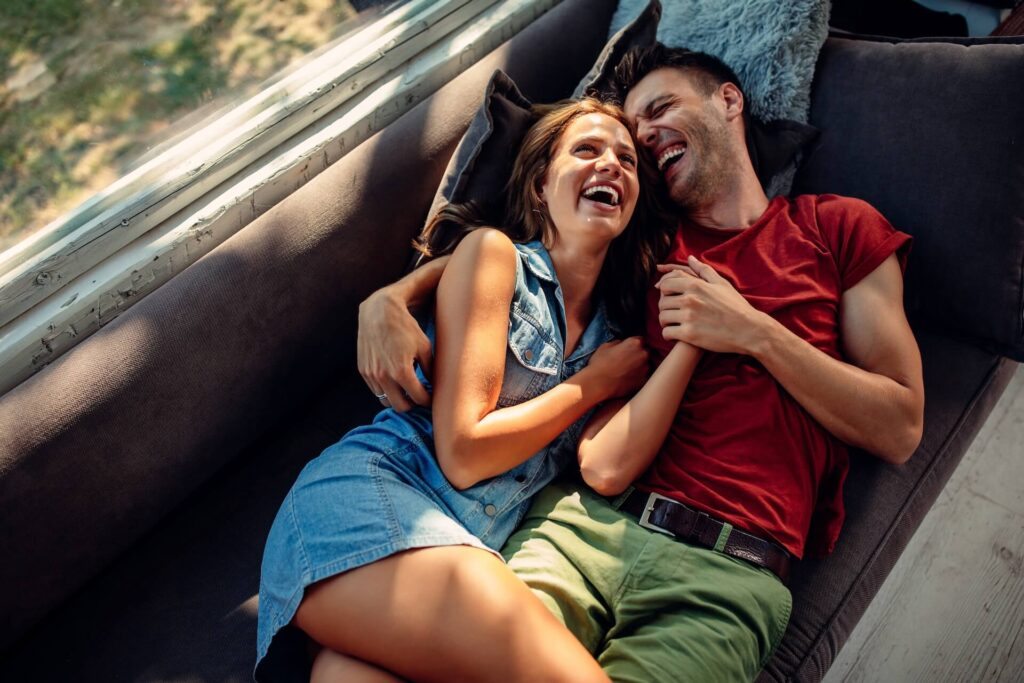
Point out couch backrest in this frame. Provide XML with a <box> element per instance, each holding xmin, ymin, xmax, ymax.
<box><xmin>794</xmin><ymin>34</ymin><xmax>1024</xmax><ymax>361</ymax></box>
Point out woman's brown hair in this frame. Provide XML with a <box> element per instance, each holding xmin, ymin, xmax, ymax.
<box><xmin>416</xmin><ymin>98</ymin><xmax>672</xmax><ymax>333</ymax></box>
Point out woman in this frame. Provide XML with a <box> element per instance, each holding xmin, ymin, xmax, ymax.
<box><xmin>256</xmin><ymin>99</ymin><xmax>698</xmax><ymax>683</ymax></box>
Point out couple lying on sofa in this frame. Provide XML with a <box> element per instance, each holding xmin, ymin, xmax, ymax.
<box><xmin>255</xmin><ymin>44</ymin><xmax>925</xmax><ymax>683</ymax></box>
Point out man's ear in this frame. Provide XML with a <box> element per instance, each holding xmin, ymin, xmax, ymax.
<box><xmin>719</xmin><ymin>82</ymin><xmax>744</xmax><ymax>122</ymax></box>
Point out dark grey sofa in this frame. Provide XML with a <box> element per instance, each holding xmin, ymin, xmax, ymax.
<box><xmin>1</xmin><ymin>1</ymin><xmax>1022</xmax><ymax>680</ymax></box>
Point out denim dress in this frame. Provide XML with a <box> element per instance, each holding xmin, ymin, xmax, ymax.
<box><xmin>255</xmin><ymin>241</ymin><xmax>614</xmax><ymax>677</ymax></box>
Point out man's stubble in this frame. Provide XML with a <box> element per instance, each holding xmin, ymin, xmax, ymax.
<box><xmin>667</xmin><ymin>103</ymin><xmax>739</xmax><ymax>212</ymax></box>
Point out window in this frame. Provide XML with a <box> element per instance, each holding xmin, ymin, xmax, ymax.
<box><xmin>0</xmin><ymin>0</ymin><xmax>402</xmax><ymax>255</ymax></box>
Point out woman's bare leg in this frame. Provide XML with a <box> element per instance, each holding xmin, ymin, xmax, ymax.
<box><xmin>293</xmin><ymin>545</ymin><xmax>608</xmax><ymax>683</ymax></box>
<box><xmin>311</xmin><ymin>648</ymin><xmax>404</xmax><ymax>683</ymax></box>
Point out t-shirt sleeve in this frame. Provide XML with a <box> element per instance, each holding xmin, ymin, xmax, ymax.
<box><xmin>815</xmin><ymin>194</ymin><xmax>913</xmax><ymax>291</ymax></box>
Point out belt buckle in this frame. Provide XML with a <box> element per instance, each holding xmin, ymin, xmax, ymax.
<box><xmin>637</xmin><ymin>492</ymin><xmax>676</xmax><ymax>537</ymax></box>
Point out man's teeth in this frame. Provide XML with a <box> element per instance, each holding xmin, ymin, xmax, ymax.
<box><xmin>582</xmin><ymin>185</ymin><xmax>620</xmax><ymax>206</ymax></box>
<box><xmin>658</xmin><ymin>145</ymin><xmax>687</xmax><ymax>171</ymax></box>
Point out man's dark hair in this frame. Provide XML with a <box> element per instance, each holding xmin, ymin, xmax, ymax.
<box><xmin>607</xmin><ymin>43</ymin><xmax>746</xmax><ymax>110</ymax></box>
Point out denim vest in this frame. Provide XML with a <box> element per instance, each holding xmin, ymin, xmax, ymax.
<box><xmin>376</xmin><ymin>240</ymin><xmax>615</xmax><ymax>548</ymax></box>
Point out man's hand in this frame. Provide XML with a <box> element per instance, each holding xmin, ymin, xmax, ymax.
<box><xmin>657</xmin><ymin>252</ymin><xmax>924</xmax><ymax>464</ymax></box>
<box><xmin>656</xmin><ymin>255</ymin><xmax>768</xmax><ymax>354</ymax></box>
<box><xmin>357</xmin><ymin>286</ymin><xmax>433</xmax><ymax>411</ymax></box>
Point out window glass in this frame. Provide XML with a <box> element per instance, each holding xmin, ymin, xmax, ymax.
<box><xmin>0</xmin><ymin>0</ymin><xmax>403</xmax><ymax>254</ymax></box>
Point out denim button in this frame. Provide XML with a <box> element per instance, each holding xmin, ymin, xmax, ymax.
<box><xmin>484</xmin><ymin>504</ymin><xmax>497</xmax><ymax>517</ymax></box>
<box><xmin>524</xmin><ymin>349</ymin><xmax>534</xmax><ymax>361</ymax></box>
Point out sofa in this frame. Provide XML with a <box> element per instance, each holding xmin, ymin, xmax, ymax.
<box><xmin>2</xmin><ymin>0</ymin><xmax>1022</xmax><ymax>680</ymax></box>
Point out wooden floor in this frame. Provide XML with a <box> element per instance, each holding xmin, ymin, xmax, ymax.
<box><xmin>823</xmin><ymin>364</ymin><xmax>1024</xmax><ymax>683</ymax></box>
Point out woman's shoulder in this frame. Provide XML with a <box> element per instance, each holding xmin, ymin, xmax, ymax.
<box><xmin>446</xmin><ymin>227</ymin><xmax>517</xmax><ymax>274</ymax></box>
<box><xmin>453</xmin><ymin>227</ymin><xmax>515</xmax><ymax>257</ymax></box>
<box><xmin>444</xmin><ymin>228</ymin><xmax>521</xmax><ymax>296</ymax></box>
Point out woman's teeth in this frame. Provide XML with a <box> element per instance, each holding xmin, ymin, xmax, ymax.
<box><xmin>582</xmin><ymin>185</ymin><xmax>620</xmax><ymax>206</ymax></box>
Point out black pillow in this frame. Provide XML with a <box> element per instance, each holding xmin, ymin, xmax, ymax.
<box><xmin>748</xmin><ymin>118</ymin><xmax>820</xmax><ymax>199</ymax></box>
<box><xmin>424</xmin><ymin>69</ymin><xmax>534</xmax><ymax>233</ymax></box>
<box><xmin>794</xmin><ymin>33</ymin><xmax>1024</xmax><ymax>359</ymax></box>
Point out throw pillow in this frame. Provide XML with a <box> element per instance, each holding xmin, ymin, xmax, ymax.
<box><xmin>424</xmin><ymin>69</ymin><xmax>535</xmax><ymax>233</ymax></box>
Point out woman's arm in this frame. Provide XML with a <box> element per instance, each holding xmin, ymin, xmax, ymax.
<box><xmin>357</xmin><ymin>256</ymin><xmax>450</xmax><ymax>411</ymax></box>
<box><xmin>577</xmin><ymin>342</ymin><xmax>700</xmax><ymax>496</ymax></box>
<box><xmin>432</xmin><ymin>230</ymin><xmax>647</xmax><ymax>490</ymax></box>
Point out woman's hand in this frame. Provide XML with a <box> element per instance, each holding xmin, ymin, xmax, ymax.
<box><xmin>584</xmin><ymin>337</ymin><xmax>649</xmax><ymax>400</ymax></box>
<box><xmin>577</xmin><ymin>340</ymin><xmax>700</xmax><ymax>496</ymax></box>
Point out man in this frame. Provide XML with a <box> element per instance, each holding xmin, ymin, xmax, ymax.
<box><xmin>357</xmin><ymin>44</ymin><xmax>924</xmax><ymax>681</ymax></box>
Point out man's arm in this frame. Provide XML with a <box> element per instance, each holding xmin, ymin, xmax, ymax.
<box><xmin>357</xmin><ymin>255</ymin><xmax>449</xmax><ymax>411</ymax></box>
<box><xmin>658</xmin><ymin>254</ymin><xmax>924</xmax><ymax>464</ymax></box>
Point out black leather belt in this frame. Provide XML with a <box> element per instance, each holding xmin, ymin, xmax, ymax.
<box><xmin>619</xmin><ymin>489</ymin><xmax>791</xmax><ymax>582</ymax></box>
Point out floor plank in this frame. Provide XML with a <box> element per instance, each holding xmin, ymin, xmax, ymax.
<box><xmin>824</xmin><ymin>364</ymin><xmax>1024</xmax><ymax>683</ymax></box>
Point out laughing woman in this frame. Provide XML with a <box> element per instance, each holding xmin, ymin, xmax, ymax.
<box><xmin>256</xmin><ymin>99</ymin><xmax>683</xmax><ymax>683</ymax></box>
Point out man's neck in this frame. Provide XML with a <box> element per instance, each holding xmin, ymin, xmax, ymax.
<box><xmin>685</xmin><ymin>166</ymin><xmax>771</xmax><ymax>231</ymax></box>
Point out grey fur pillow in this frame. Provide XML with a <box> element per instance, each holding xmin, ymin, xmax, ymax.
<box><xmin>609</xmin><ymin>0</ymin><xmax>830</xmax><ymax>122</ymax></box>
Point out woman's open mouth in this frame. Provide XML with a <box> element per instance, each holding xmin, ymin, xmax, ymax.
<box><xmin>581</xmin><ymin>184</ymin><xmax>621</xmax><ymax>209</ymax></box>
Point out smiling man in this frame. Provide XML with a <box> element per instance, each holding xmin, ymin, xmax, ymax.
<box><xmin>355</xmin><ymin>44</ymin><xmax>925</xmax><ymax>681</ymax></box>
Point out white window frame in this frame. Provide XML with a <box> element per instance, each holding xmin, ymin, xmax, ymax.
<box><xmin>0</xmin><ymin>0</ymin><xmax>563</xmax><ymax>396</ymax></box>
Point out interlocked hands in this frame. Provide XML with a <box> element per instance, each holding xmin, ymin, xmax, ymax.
<box><xmin>656</xmin><ymin>255</ymin><xmax>767</xmax><ymax>355</ymax></box>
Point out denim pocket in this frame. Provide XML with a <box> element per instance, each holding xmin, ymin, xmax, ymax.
<box><xmin>498</xmin><ymin>309</ymin><xmax>559</xmax><ymax>407</ymax></box>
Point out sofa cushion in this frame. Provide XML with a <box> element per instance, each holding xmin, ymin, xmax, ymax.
<box><xmin>760</xmin><ymin>330</ymin><xmax>1018</xmax><ymax>682</ymax></box>
<box><xmin>748</xmin><ymin>118</ymin><xmax>820</xmax><ymax>199</ymax></box>
<box><xmin>0</xmin><ymin>0</ymin><xmax>619</xmax><ymax>651</ymax></box>
<box><xmin>0</xmin><ymin>366</ymin><xmax>370</xmax><ymax>683</ymax></box>
<box><xmin>793</xmin><ymin>34</ymin><xmax>1024</xmax><ymax>361</ymax></box>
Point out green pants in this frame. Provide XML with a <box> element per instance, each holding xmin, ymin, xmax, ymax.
<box><xmin>502</xmin><ymin>479</ymin><xmax>792</xmax><ymax>683</ymax></box>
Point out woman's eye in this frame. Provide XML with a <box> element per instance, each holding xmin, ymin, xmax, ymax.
<box><xmin>574</xmin><ymin>143</ymin><xmax>597</xmax><ymax>154</ymax></box>
<box><xmin>620</xmin><ymin>154</ymin><xmax>636</xmax><ymax>166</ymax></box>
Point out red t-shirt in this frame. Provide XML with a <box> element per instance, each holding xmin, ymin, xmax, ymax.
<box><xmin>641</xmin><ymin>194</ymin><xmax>912</xmax><ymax>558</ymax></box>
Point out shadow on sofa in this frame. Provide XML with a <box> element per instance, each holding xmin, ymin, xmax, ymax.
<box><xmin>1</xmin><ymin>1</ymin><xmax>1022</xmax><ymax>681</ymax></box>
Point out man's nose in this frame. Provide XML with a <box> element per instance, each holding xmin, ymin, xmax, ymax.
<box><xmin>636</xmin><ymin>119</ymin><xmax>657</xmax><ymax>148</ymax></box>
